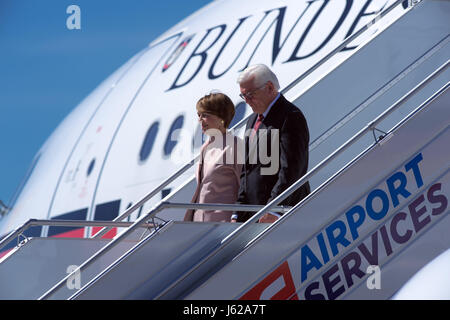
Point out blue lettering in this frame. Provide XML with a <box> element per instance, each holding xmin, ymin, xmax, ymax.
<box><xmin>208</xmin><ymin>16</ymin><xmax>250</xmax><ymax>79</ymax></box>
<box><xmin>168</xmin><ymin>25</ymin><xmax>226</xmax><ymax>90</ymax></box>
<box><xmin>317</xmin><ymin>232</ymin><xmax>330</xmax><ymax>264</ymax></box>
<box><xmin>341</xmin><ymin>0</ymin><xmax>390</xmax><ymax>51</ymax></box>
<box><xmin>301</xmin><ymin>244</ymin><xmax>323</xmax><ymax>282</ymax></box>
<box><xmin>326</xmin><ymin>220</ymin><xmax>351</xmax><ymax>257</ymax></box>
<box><xmin>345</xmin><ymin>205</ymin><xmax>365</xmax><ymax>241</ymax></box>
<box><xmin>405</xmin><ymin>153</ymin><xmax>424</xmax><ymax>188</ymax></box>
<box><xmin>366</xmin><ymin>189</ymin><xmax>389</xmax><ymax>220</ymax></box>
<box><xmin>386</xmin><ymin>171</ymin><xmax>411</xmax><ymax>207</ymax></box>
<box><xmin>285</xmin><ymin>0</ymin><xmax>352</xmax><ymax>62</ymax></box>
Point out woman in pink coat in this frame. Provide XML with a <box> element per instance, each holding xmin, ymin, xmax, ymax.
<box><xmin>184</xmin><ymin>93</ymin><xmax>243</xmax><ymax>222</ymax></box>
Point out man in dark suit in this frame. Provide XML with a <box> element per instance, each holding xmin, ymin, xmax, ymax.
<box><xmin>231</xmin><ymin>64</ymin><xmax>310</xmax><ymax>223</ymax></box>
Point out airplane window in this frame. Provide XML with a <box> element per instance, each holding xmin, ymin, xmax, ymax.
<box><xmin>48</xmin><ymin>208</ymin><xmax>88</xmax><ymax>237</ymax></box>
<box><xmin>229</xmin><ymin>101</ymin><xmax>247</xmax><ymax>128</ymax></box>
<box><xmin>139</xmin><ymin>122</ymin><xmax>160</xmax><ymax>162</ymax></box>
<box><xmin>162</xmin><ymin>188</ymin><xmax>171</xmax><ymax>199</ymax></box>
<box><xmin>164</xmin><ymin>115</ymin><xmax>184</xmax><ymax>156</ymax></box>
<box><xmin>87</xmin><ymin>158</ymin><xmax>95</xmax><ymax>176</ymax></box>
<box><xmin>94</xmin><ymin>200</ymin><xmax>121</xmax><ymax>221</ymax></box>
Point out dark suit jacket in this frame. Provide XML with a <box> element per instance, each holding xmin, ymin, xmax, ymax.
<box><xmin>235</xmin><ymin>94</ymin><xmax>310</xmax><ymax>222</ymax></box>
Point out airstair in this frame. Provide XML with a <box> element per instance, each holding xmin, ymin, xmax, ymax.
<box><xmin>0</xmin><ymin>0</ymin><xmax>448</xmax><ymax>300</ymax></box>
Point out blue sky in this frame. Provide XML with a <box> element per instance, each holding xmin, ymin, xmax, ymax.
<box><xmin>0</xmin><ymin>0</ymin><xmax>211</xmax><ymax>206</ymax></box>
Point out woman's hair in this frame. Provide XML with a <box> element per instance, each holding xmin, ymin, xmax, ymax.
<box><xmin>196</xmin><ymin>92</ymin><xmax>235</xmax><ymax>128</ymax></box>
<box><xmin>237</xmin><ymin>64</ymin><xmax>280</xmax><ymax>90</ymax></box>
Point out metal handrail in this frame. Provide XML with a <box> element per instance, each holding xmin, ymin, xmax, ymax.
<box><xmin>308</xmin><ymin>34</ymin><xmax>449</xmax><ymax>151</ymax></box>
<box><xmin>0</xmin><ymin>219</ymin><xmax>156</xmax><ymax>252</ymax></box>
<box><xmin>93</xmin><ymin>0</ymin><xmax>409</xmax><ymax>238</ymax></box>
<box><xmin>155</xmin><ymin>62</ymin><xmax>449</xmax><ymax>298</ymax></box>
<box><xmin>0</xmin><ymin>202</ymin><xmax>291</xmax><ymax>252</ymax></box>
<box><xmin>154</xmin><ymin>203</ymin><xmax>291</xmax><ymax>213</ymax></box>
<box><xmin>37</xmin><ymin>200</ymin><xmax>290</xmax><ymax>299</ymax></box>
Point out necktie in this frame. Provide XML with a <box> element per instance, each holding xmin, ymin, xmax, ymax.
<box><xmin>250</xmin><ymin>114</ymin><xmax>264</xmax><ymax>142</ymax></box>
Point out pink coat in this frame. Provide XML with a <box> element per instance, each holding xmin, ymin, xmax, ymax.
<box><xmin>184</xmin><ymin>133</ymin><xmax>243</xmax><ymax>222</ymax></box>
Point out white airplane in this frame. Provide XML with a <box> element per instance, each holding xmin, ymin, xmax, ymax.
<box><xmin>0</xmin><ymin>0</ymin><xmax>449</xmax><ymax>300</ymax></box>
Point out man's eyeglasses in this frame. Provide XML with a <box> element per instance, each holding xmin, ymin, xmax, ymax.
<box><xmin>239</xmin><ymin>83</ymin><xmax>267</xmax><ymax>100</ymax></box>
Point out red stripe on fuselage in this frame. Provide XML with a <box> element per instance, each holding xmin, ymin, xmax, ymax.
<box><xmin>50</xmin><ymin>228</ymin><xmax>85</xmax><ymax>238</ymax></box>
<box><xmin>91</xmin><ymin>227</ymin><xmax>117</xmax><ymax>239</ymax></box>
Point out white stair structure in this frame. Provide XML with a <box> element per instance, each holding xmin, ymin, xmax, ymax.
<box><xmin>0</xmin><ymin>0</ymin><xmax>448</xmax><ymax>300</ymax></box>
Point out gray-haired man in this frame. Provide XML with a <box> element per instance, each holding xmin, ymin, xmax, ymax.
<box><xmin>232</xmin><ymin>64</ymin><xmax>310</xmax><ymax>223</ymax></box>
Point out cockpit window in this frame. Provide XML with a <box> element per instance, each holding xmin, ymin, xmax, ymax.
<box><xmin>164</xmin><ymin>115</ymin><xmax>184</xmax><ymax>156</ymax></box>
<box><xmin>8</xmin><ymin>153</ymin><xmax>41</xmax><ymax>209</ymax></box>
<box><xmin>139</xmin><ymin>122</ymin><xmax>160</xmax><ymax>162</ymax></box>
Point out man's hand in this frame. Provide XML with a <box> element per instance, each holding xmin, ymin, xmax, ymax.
<box><xmin>258</xmin><ymin>213</ymin><xmax>279</xmax><ymax>223</ymax></box>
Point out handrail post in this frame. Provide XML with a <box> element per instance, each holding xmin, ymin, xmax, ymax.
<box><xmin>0</xmin><ymin>219</ymin><xmax>37</xmax><ymax>252</ymax></box>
